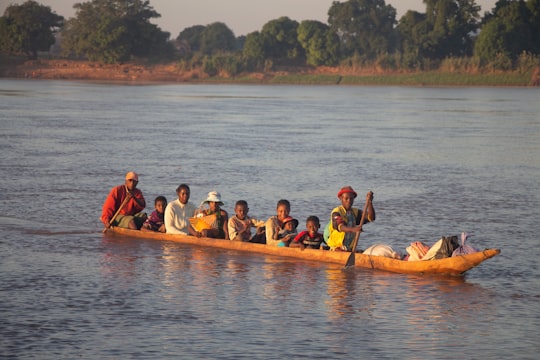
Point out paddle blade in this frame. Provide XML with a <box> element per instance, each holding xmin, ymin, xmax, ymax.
<box><xmin>345</xmin><ymin>251</ymin><xmax>355</xmax><ymax>267</ymax></box>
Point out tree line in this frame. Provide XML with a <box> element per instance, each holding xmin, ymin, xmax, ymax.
<box><xmin>1</xmin><ymin>0</ymin><xmax>539</xmax><ymax>75</ymax></box>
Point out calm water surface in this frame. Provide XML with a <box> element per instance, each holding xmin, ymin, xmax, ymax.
<box><xmin>1</xmin><ymin>80</ymin><xmax>539</xmax><ymax>359</ymax></box>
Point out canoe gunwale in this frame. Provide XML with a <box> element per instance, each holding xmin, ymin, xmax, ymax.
<box><xmin>104</xmin><ymin>227</ymin><xmax>500</xmax><ymax>276</ymax></box>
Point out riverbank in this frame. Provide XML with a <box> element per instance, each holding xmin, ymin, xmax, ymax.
<box><xmin>1</xmin><ymin>58</ymin><xmax>539</xmax><ymax>86</ymax></box>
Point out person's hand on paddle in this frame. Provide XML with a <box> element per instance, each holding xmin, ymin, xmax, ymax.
<box><xmin>125</xmin><ymin>189</ymin><xmax>146</xmax><ymax>208</ymax></box>
<box><xmin>366</xmin><ymin>191</ymin><xmax>374</xmax><ymax>203</ymax></box>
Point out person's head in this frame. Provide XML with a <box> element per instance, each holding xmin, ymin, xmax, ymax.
<box><xmin>276</xmin><ymin>199</ymin><xmax>290</xmax><ymax>221</ymax></box>
<box><xmin>176</xmin><ymin>184</ymin><xmax>190</xmax><ymax>204</ymax></box>
<box><xmin>154</xmin><ymin>196</ymin><xmax>167</xmax><ymax>214</ymax></box>
<box><xmin>234</xmin><ymin>200</ymin><xmax>249</xmax><ymax>220</ymax></box>
<box><xmin>125</xmin><ymin>171</ymin><xmax>139</xmax><ymax>191</ymax></box>
<box><xmin>203</xmin><ymin>191</ymin><xmax>224</xmax><ymax>212</ymax></box>
<box><xmin>305</xmin><ymin>215</ymin><xmax>320</xmax><ymax>235</ymax></box>
<box><xmin>337</xmin><ymin>186</ymin><xmax>357</xmax><ymax>210</ymax></box>
<box><xmin>281</xmin><ymin>216</ymin><xmax>298</xmax><ymax>231</ymax></box>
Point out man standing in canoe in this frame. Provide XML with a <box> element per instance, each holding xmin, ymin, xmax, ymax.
<box><xmin>327</xmin><ymin>186</ymin><xmax>375</xmax><ymax>251</ymax></box>
<box><xmin>101</xmin><ymin>171</ymin><xmax>147</xmax><ymax>230</ymax></box>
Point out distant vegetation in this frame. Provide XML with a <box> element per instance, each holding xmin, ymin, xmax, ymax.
<box><xmin>1</xmin><ymin>0</ymin><xmax>539</xmax><ymax>77</ymax></box>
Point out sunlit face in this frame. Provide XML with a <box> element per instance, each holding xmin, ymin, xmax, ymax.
<box><xmin>235</xmin><ymin>204</ymin><xmax>248</xmax><ymax>220</ymax></box>
<box><xmin>155</xmin><ymin>200</ymin><xmax>166</xmax><ymax>214</ymax></box>
<box><xmin>306</xmin><ymin>220</ymin><xmax>319</xmax><ymax>236</ymax></box>
<box><xmin>125</xmin><ymin>179</ymin><xmax>138</xmax><ymax>191</ymax></box>
<box><xmin>340</xmin><ymin>193</ymin><xmax>355</xmax><ymax>210</ymax></box>
<box><xmin>276</xmin><ymin>204</ymin><xmax>290</xmax><ymax>221</ymax></box>
<box><xmin>177</xmin><ymin>188</ymin><xmax>190</xmax><ymax>204</ymax></box>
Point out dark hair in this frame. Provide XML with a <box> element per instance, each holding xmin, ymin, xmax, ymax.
<box><xmin>155</xmin><ymin>196</ymin><xmax>167</xmax><ymax>205</ymax></box>
<box><xmin>176</xmin><ymin>183</ymin><xmax>190</xmax><ymax>193</ymax></box>
<box><xmin>276</xmin><ymin>199</ymin><xmax>290</xmax><ymax>211</ymax></box>
<box><xmin>235</xmin><ymin>200</ymin><xmax>248</xmax><ymax>208</ymax></box>
<box><xmin>306</xmin><ymin>215</ymin><xmax>320</xmax><ymax>227</ymax></box>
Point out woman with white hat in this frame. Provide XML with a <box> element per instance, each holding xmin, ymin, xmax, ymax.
<box><xmin>195</xmin><ymin>191</ymin><xmax>229</xmax><ymax>239</ymax></box>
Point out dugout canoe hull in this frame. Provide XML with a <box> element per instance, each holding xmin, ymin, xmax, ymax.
<box><xmin>105</xmin><ymin>227</ymin><xmax>500</xmax><ymax>276</ymax></box>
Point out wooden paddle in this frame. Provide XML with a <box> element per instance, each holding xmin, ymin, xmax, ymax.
<box><xmin>102</xmin><ymin>193</ymin><xmax>131</xmax><ymax>233</ymax></box>
<box><xmin>345</xmin><ymin>192</ymin><xmax>372</xmax><ymax>267</ymax></box>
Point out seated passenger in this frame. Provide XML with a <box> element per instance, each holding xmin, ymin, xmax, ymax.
<box><xmin>276</xmin><ymin>216</ymin><xmax>298</xmax><ymax>247</ymax></box>
<box><xmin>290</xmin><ymin>216</ymin><xmax>325</xmax><ymax>250</ymax></box>
<box><xmin>101</xmin><ymin>171</ymin><xmax>146</xmax><ymax>230</ymax></box>
<box><xmin>141</xmin><ymin>196</ymin><xmax>167</xmax><ymax>233</ymax></box>
<box><xmin>195</xmin><ymin>191</ymin><xmax>229</xmax><ymax>239</ymax></box>
<box><xmin>265</xmin><ymin>199</ymin><xmax>293</xmax><ymax>246</ymax></box>
<box><xmin>228</xmin><ymin>200</ymin><xmax>265</xmax><ymax>242</ymax></box>
<box><xmin>164</xmin><ymin>184</ymin><xmax>199</xmax><ymax>236</ymax></box>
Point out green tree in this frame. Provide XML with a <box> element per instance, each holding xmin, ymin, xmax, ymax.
<box><xmin>177</xmin><ymin>25</ymin><xmax>205</xmax><ymax>52</ymax></box>
<box><xmin>297</xmin><ymin>20</ymin><xmax>339</xmax><ymax>66</ymax></box>
<box><xmin>242</xmin><ymin>31</ymin><xmax>265</xmax><ymax>68</ymax></box>
<box><xmin>61</xmin><ymin>0</ymin><xmax>170</xmax><ymax>63</ymax></box>
<box><xmin>475</xmin><ymin>0</ymin><xmax>539</xmax><ymax>63</ymax></box>
<box><xmin>327</xmin><ymin>0</ymin><xmax>397</xmax><ymax>60</ymax></box>
<box><xmin>260</xmin><ymin>16</ymin><xmax>303</xmax><ymax>62</ymax></box>
<box><xmin>200</xmin><ymin>22</ymin><xmax>236</xmax><ymax>54</ymax></box>
<box><xmin>527</xmin><ymin>0</ymin><xmax>540</xmax><ymax>54</ymax></box>
<box><xmin>425</xmin><ymin>0</ymin><xmax>480</xmax><ymax>58</ymax></box>
<box><xmin>397</xmin><ymin>0</ymin><xmax>480</xmax><ymax>63</ymax></box>
<box><xmin>0</xmin><ymin>0</ymin><xmax>63</xmax><ymax>59</ymax></box>
<box><xmin>396</xmin><ymin>10</ymin><xmax>429</xmax><ymax>68</ymax></box>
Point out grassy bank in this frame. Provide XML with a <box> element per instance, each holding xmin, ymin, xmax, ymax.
<box><xmin>1</xmin><ymin>57</ymin><xmax>538</xmax><ymax>86</ymax></box>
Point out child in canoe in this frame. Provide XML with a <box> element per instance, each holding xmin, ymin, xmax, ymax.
<box><xmin>228</xmin><ymin>200</ymin><xmax>265</xmax><ymax>242</ymax></box>
<box><xmin>276</xmin><ymin>216</ymin><xmax>299</xmax><ymax>247</ymax></box>
<box><xmin>141</xmin><ymin>196</ymin><xmax>167</xmax><ymax>233</ymax></box>
<box><xmin>290</xmin><ymin>216</ymin><xmax>325</xmax><ymax>250</ymax></box>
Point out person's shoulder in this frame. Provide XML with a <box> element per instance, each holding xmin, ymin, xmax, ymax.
<box><xmin>331</xmin><ymin>205</ymin><xmax>343</xmax><ymax>213</ymax></box>
<box><xmin>165</xmin><ymin>199</ymin><xmax>178</xmax><ymax>209</ymax></box>
<box><xmin>111</xmin><ymin>184</ymin><xmax>123</xmax><ymax>192</ymax></box>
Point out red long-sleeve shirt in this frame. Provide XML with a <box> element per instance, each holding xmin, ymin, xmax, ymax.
<box><xmin>100</xmin><ymin>185</ymin><xmax>145</xmax><ymax>225</ymax></box>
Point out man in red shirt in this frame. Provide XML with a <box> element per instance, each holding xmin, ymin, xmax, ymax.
<box><xmin>101</xmin><ymin>171</ymin><xmax>146</xmax><ymax>229</ymax></box>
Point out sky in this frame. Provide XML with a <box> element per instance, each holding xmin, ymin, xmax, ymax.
<box><xmin>0</xmin><ymin>0</ymin><xmax>498</xmax><ymax>37</ymax></box>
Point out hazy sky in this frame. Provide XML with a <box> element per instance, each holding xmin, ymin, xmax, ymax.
<box><xmin>0</xmin><ymin>0</ymin><xmax>498</xmax><ymax>37</ymax></box>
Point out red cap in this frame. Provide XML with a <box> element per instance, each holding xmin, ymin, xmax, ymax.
<box><xmin>337</xmin><ymin>186</ymin><xmax>357</xmax><ymax>198</ymax></box>
<box><xmin>281</xmin><ymin>216</ymin><xmax>299</xmax><ymax>229</ymax></box>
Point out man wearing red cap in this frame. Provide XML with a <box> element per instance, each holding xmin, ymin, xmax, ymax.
<box><xmin>101</xmin><ymin>171</ymin><xmax>146</xmax><ymax>230</ymax></box>
<box><xmin>327</xmin><ymin>186</ymin><xmax>375</xmax><ymax>251</ymax></box>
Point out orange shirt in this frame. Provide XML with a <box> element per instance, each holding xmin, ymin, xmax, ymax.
<box><xmin>100</xmin><ymin>185</ymin><xmax>145</xmax><ymax>224</ymax></box>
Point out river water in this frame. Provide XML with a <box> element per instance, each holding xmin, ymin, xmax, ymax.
<box><xmin>1</xmin><ymin>79</ymin><xmax>539</xmax><ymax>359</ymax></box>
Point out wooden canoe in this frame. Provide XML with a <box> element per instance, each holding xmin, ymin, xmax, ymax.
<box><xmin>105</xmin><ymin>227</ymin><xmax>500</xmax><ymax>276</ymax></box>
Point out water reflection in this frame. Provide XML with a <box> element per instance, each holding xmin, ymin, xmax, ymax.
<box><xmin>323</xmin><ymin>268</ymin><xmax>375</xmax><ymax>321</ymax></box>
